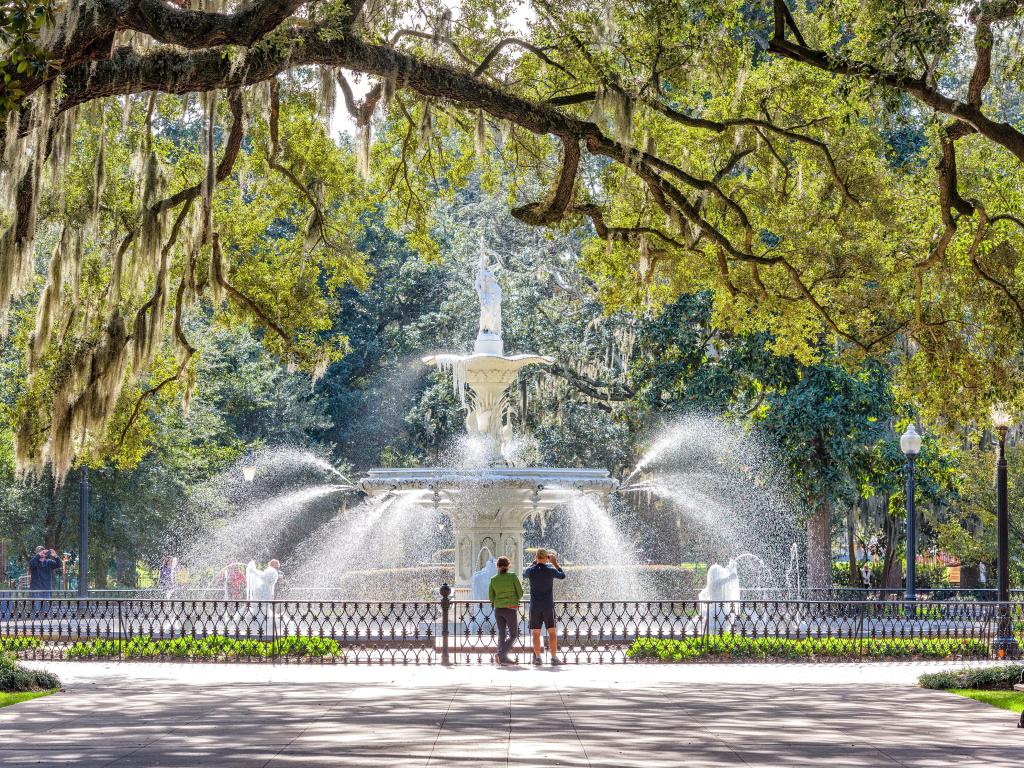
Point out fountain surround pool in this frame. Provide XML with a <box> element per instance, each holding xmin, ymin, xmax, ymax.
<box><xmin>357</xmin><ymin>241</ymin><xmax>617</xmax><ymax>595</ymax></box>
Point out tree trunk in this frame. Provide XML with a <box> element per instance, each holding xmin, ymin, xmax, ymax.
<box><xmin>880</xmin><ymin>499</ymin><xmax>902</xmax><ymax>589</ymax></box>
<box><xmin>847</xmin><ymin>503</ymin><xmax>858</xmax><ymax>587</ymax></box>
<box><xmin>806</xmin><ymin>496</ymin><xmax>833</xmax><ymax>590</ymax></box>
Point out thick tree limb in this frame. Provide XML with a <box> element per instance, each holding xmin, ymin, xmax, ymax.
<box><xmin>511</xmin><ymin>138</ymin><xmax>580</xmax><ymax>225</ymax></box>
<box><xmin>117</xmin><ymin>0</ymin><xmax>311</xmax><ymax>49</ymax></box>
<box><xmin>548</xmin><ymin>362</ymin><xmax>633</xmax><ymax>402</ymax></box>
<box><xmin>50</xmin><ymin>25</ymin><xmax>872</xmax><ymax>350</ymax></box>
<box><xmin>768</xmin><ymin>0</ymin><xmax>1024</xmax><ymax>163</ymax></box>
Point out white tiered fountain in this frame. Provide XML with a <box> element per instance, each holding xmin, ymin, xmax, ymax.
<box><xmin>358</xmin><ymin>238</ymin><xmax>618</xmax><ymax>596</ymax></box>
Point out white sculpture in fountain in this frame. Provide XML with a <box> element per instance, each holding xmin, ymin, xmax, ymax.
<box><xmin>424</xmin><ymin>235</ymin><xmax>554</xmax><ymax>454</ymax></box>
<box><xmin>242</xmin><ymin>560</ymin><xmax>280</xmax><ymax>635</ymax></box>
<box><xmin>699</xmin><ymin>559</ymin><xmax>740</xmax><ymax>633</ymax></box>
<box><xmin>358</xmin><ymin>235</ymin><xmax>617</xmax><ymax>595</ymax></box>
<box><xmin>474</xmin><ymin>237</ymin><xmax>503</xmax><ymax>349</ymax></box>
<box><xmin>468</xmin><ymin>551</ymin><xmax>499</xmax><ymax>629</ymax></box>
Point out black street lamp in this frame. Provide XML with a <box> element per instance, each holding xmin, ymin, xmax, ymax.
<box><xmin>991</xmin><ymin>404</ymin><xmax>1019</xmax><ymax>656</ymax></box>
<box><xmin>78</xmin><ymin>466</ymin><xmax>89</xmax><ymax>598</ymax></box>
<box><xmin>900</xmin><ymin>424</ymin><xmax>922</xmax><ymax>603</ymax></box>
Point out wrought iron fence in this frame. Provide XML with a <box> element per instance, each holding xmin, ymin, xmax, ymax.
<box><xmin>1</xmin><ymin>592</ymin><xmax>1022</xmax><ymax>665</ymax></box>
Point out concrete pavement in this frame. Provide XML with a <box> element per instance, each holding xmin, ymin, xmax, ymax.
<box><xmin>2</xmin><ymin>661</ymin><xmax>1021</xmax><ymax>767</ymax></box>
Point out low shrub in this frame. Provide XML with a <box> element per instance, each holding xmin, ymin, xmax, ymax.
<box><xmin>918</xmin><ymin>664</ymin><xmax>1024</xmax><ymax>690</ymax></box>
<box><xmin>0</xmin><ymin>637</ymin><xmax>41</xmax><ymax>652</ymax></box>
<box><xmin>0</xmin><ymin>653</ymin><xmax>60</xmax><ymax>692</ymax></box>
<box><xmin>67</xmin><ymin>634</ymin><xmax>343</xmax><ymax>660</ymax></box>
<box><xmin>626</xmin><ymin>634</ymin><xmax>989</xmax><ymax>662</ymax></box>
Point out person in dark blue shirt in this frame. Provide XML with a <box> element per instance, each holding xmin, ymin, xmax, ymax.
<box><xmin>28</xmin><ymin>548</ymin><xmax>62</xmax><ymax>617</ymax></box>
<box><xmin>28</xmin><ymin>548</ymin><xmax>62</xmax><ymax>592</ymax></box>
<box><xmin>523</xmin><ymin>548</ymin><xmax>565</xmax><ymax>666</ymax></box>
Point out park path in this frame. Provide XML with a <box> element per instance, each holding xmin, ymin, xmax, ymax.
<box><xmin>1</xmin><ymin>662</ymin><xmax>1021</xmax><ymax>766</ymax></box>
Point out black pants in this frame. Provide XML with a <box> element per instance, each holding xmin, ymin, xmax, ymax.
<box><xmin>495</xmin><ymin>607</ymin><xmax>519</xmax><ymax>660</ymax></box>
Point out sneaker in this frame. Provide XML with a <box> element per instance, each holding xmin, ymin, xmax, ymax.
<box><xmin>532</xmin><ymin>655</ymin><xmax>542</xmax><ymax>665</ymax></box>
<box><xmin>499</xmin><ymin>657</ymin><xmax>517</xmax><ymax>666</ymax></box>
<box><xmin>550</xmin><ymin>657</ymin><xmax>562</xmax><ymax>666</ymax></box>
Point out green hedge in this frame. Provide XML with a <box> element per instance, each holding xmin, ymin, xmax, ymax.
<box><xmin>67</xmin><ymin>635</ymin><xmax>342</xmax><ymax>660</ymax></box>
<box><xmin>0</xmin><ymin>653</ymin><xmax>59</xmax><ymax>692</ymax></box>
<box><xmin>626</xmin><ymin>634</ymin><xmax>989</xmax><ymax>661</ymax></box>
<box><xmin>831</xmin><ymin>560</ymin><xmax>951</xmax><ymax>589</ymax></box>
<box><xmin>0</xmin><ymin>637</ymin><xmax>41</xmax><ymax>652</ymax></box>
<box><xmin>918</xmin><ymin>664</ymin><xmax>1024</xmax><ymax>690</ymax></box>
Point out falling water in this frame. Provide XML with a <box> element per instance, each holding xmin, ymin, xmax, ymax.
<box><xmin>181</xmin><ymin>484</ymin><xmax>351</xmax><ymax>581</ymax></box>
<box><xmin>541</xmin><ymin>494</ymin><xmax>649</xmax><ymax>600</ymax></box>
<box><xmin>619</xmin><ymin>414</ymin><xmax>800</xmax><ymax>593</ymax></box>
<box><xmin>288</xmin><ymin>494</ymin><xmax>448</xmax><ymax>598</ymax></box>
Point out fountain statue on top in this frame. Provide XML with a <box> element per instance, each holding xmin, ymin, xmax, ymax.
<box><xmin>358</xmin><ymin>234</ymin><xmax>617</xmax><ymax>596</ymax></box>
<box><xmin>474</xmin><ymin>238</ymin><xmax>503</xmax><ymax>352</ymax></box>
<box><xmin>421</xmin><ymin>235</ymin><xmax>553</xmax><ymax>458</ymax></box>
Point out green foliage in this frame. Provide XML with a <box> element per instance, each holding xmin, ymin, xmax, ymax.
<box><xmin>936</xmin><ymin>444</ymin><xmax>1024</xmax><ymax>585</ymax></box>
<box><xmin>627</xmin><ymin>633</ymin><xmax>989</xmax><ymax>662</ymax></box>
<box><xmin>66</xmin><ymin>634</ymin><xmax>342</xmax><ymax>660</ymax></box>
<box><xmin>0</xmin><ymin>637</ymin><xmax>40</xmax><ymax>653</ymax></box>
<box><xmin>949</xmin><ymin>689</ymin><xmax>1024</xmax><ymax>714</ymax></box>
<box><xmin>759</xmin><ymin>360</ymin><xmax>895</xmax><ymax>512</ymax></box>
<box><xmin>0</xmin><ymin>690</ymin><xmax>54</xmax><ymax>708</ymax></box>
<box><xmin>919</xmin><ymin>665</ymin><xmax>1024</xmax><ymax>691</ymax></box>
<box><xmin>0</xmin><ymin>1</ymin><xmax>52</xmax><ymax>118</ymax></box>
<box><xmin>830</xmin><ymin>560</ymin><xmax>950</xmax><ymax>588</ymax></box>
<box><xmin>0</xmin><ymin>652</ymin><xmax>59</xmax><ymax>692</ymax></box>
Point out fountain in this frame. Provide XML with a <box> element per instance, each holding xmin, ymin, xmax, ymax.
<box><xmin>357</xmin><ymin>237</ymin><xmax>618</xmax><ymax>595</ymax></box>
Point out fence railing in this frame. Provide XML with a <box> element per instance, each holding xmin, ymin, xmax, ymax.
<box><xmin>2</xmin><ymin>591</ymin><xmax>1022</xmax><ymax>665</ymax></box>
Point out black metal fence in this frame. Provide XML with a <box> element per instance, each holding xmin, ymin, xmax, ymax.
<box><xmin>2</xmin><ymin>593</ymin><xmax>1022</xmax><ymax>665</ymax></box>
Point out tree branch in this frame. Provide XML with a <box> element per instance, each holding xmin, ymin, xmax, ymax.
<box><xmin>768</xmin><ymin>0</ymin><xmax>1024</xmax><ymax>162</ymax></box>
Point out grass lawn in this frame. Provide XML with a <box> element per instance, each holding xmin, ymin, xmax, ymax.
<box><xmin>0</xmin><ymin>689</ymin><xmax>57</xmax><ymax>709</ymax></box>
<box><xmin>950</xmin><ymin>689</ymin><xmax>1024</xmax><ymax>714</ymax></box>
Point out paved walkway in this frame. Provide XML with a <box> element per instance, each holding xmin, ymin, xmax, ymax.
<box><xmin>3</xmin><ymin>662</ymin><xmax>1022</xmax><ymax>766</ymax></box>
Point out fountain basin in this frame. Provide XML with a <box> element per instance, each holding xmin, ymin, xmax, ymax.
<box><xmin>358</xmin><ymin>467</ymin><xmax>618</xmax><ymax>592</ymax></box>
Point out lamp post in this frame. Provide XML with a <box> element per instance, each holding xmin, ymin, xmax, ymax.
<box><xmin>241</xmin><ymin>448</ymin><xmax>257</xmax><ymax>483</ymax></box>
<box><xmin>78</xmin><ymin>466</ymin><xmax>89</xmax><ymax>598</ymax></box>
<box><xmin>900</xmin><ymin>424</ymin><xmax>922</xmax><ymax>603</ymax></box>
<box><xmin>990</xmin><ymin>404</ymin><xmax>1018</xmax><ymax>656</ymax></box>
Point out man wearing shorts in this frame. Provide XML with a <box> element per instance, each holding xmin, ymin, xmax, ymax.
<box><xmin>523</xmin><ymin>548</ymin><xmax>565</xmax><ymax>666</ymax></box>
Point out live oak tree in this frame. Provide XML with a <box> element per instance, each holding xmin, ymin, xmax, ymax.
<box><xmin>1</xmin><ymin>0</ymin><xmax>1022</xmax><ymax>483</ymax></box>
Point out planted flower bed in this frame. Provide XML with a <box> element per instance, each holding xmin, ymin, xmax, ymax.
<box><xmin>67</xmin><ymin>635</ymin><xmax>343</xmax><ymax>660</ymax></box>
<box><xmin>626</xmin><ymin>634</ymin><xmax>990</xmax><ymax>661</ymax></box>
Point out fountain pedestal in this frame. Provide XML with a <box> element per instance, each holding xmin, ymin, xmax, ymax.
<box><xmin>356</xmin><ymin>238</ymin><xmax>617</xmax><ymax>591</ymax></box>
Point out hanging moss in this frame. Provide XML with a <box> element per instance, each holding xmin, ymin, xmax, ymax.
<box><xmin>474</xmin><ymin>110</ymin><xmax>487</xmax><ymax>159</ymax></box>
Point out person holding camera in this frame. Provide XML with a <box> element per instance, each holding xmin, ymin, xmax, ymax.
<box><xmin>28</xmin><ymin>547</ymin><xmax>62</xmax><ymax>616</ymax></box>
<box><xmin>523</xmin><ymin>548</ymin><xmax>565</xmax><ymax>666</ymax></box>
<box><xmin>488</xmin><ymin>556</ymin><xmax>523</xmax><ymax>665</ymax></box>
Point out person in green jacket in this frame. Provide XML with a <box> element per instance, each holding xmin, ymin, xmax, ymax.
<box><xmin>488</xmin><ymin>556</ymin><xmax>523</xmax><ymax>665</ymax></box>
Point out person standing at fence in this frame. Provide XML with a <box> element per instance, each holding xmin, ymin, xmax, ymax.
<box><xmin>488</xmin><ymin>555</ymin><xmax>523</xmax><ymax>666</ymax></box>
<box><xmin>28</xmin><ymin>547</ymin><xmax>62</xmax><ymax>616</ymax></box>
<box><xmin>523</xmin><ymin>548</ymin><xmax>565</xmax><ymax>666</ymax></box>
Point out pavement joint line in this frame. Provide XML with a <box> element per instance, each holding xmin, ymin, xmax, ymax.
<box><xmin>260</xmin><ymin>684</ymin><xmax>359</xmax><ymax>768</ymax></box>
<box><xmin>652</xmin><ymin>684</ymin><xmax>752</xmax><ymax>766</ymax></box>
<box><xmin>424</xmin><ymin>682</ymin><xmax>461</xmax><ymax>768</ymax></box>
<box><xmin>506</xmin><ymin>679</ymin><xmax>512</xmax><ymax>768</ymax></box>
<box><xmin>553</xmin><ymin>680</ymin><xmax>592</xmax><ymax>768</ymax></box>
<box><xmin>95</xmin><ymin>695</ymin><xmax>236</xmax><ymax>768</ymax></box>
<box><xmin>872</xmin><ymin>745</ymin><xmax>911</xmax><ymax>767</ymax></box>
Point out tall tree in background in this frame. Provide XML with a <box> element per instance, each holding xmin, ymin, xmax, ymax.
<box><xmin>2</xmin><ymin>0</ymin><xmax>1023</xmax><ymax>484</ymax></box>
